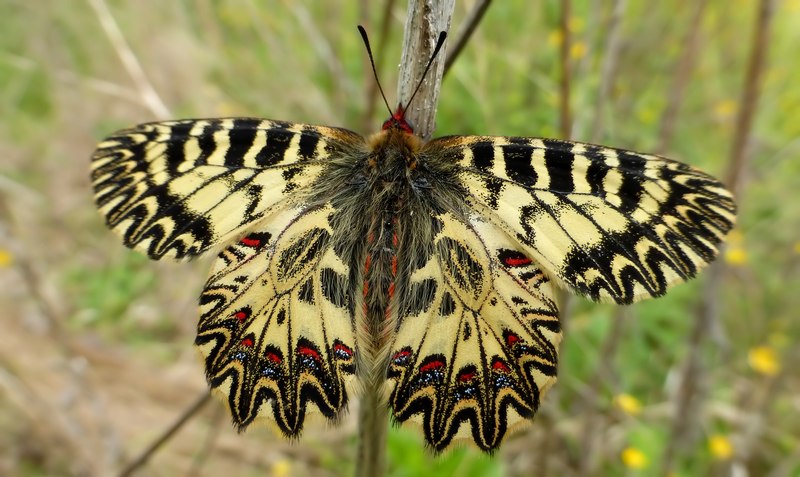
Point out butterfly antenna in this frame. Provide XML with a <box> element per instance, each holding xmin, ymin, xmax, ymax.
<box><xmin>403</xmin><ymin>31</ymin><xmax>447</xmax><ymax>115</ymax></box>
<box><xmin>358</xmin><ymin>25</ymin><xmax>393</xmax><ymax>120</ymax></box>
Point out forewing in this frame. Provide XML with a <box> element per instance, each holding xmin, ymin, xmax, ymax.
<box><xmin>388</xmin><ymin>212</ymin><xmax>561</xmax><ymax>452</ymax></box>
<box><xmin>91</xmin><ymin>118</ymin><xmax>364</xmax><ymax>260</ymax></box>
<box><xmin>427</xmin><ymin>136</ymin><xmax>736</xmax><ymax>304</ymax></box>
<box><xmin>195</xmin><ymin>204</ymin><xmax>357</xmax><ymax>436</ymax></box>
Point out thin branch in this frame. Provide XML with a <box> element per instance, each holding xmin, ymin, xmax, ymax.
<box><xmin>589</xmin><ymin>0</ymin><xmax>627</xmax><ymax>143</ymax></box>
<box><xmin>86</xmin><ymin>0</ymin><xmax>170</xmax><ymax>119</ymax></box>
<box><xmin>119</xmin><ymin>392</ymin><xmax>212</xmax><ymax>477</ymax></box>
<box><xmin>659</xmin><ymin>0</ymin><xmax>775</xmax><ymax>473</ymax></box>
<box><xmin>395</xmin><ymin>0</ymin><xmax>455</xmax><ymax>139</ymax></box>
<box><xmin>655</xmin><ymin>0</ymin><xmax>708</xmax><ymax>154</ymax></box>
<box><xmin>355</xmin><ymin>4</ymin><xmax>454</xmax><ymax>477</ymax></box>
<box><xmin>558</xmin><ymin>0</ymin><xmax>573</xmax><ymax>140</ymax></box>
<box><xmin>725</xmin><ymin>0</ymin><xmax>775</xmax><ymax>197</ymax></box>
<box><xmin>443</xmin><ymin>0</ymin><xmax>493</xmax><ymax>75</ymax></box>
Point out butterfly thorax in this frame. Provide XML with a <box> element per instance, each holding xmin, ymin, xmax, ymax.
<box><xmin>357</xmin><ymin>126</ymin><xmax>429</xmax><ymax>383</ymax></box>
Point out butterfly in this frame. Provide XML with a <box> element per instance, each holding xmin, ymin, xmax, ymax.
<box><xmin>90</xmin><ymin>29</ymin><xmax>736</xmax><ymax>453</ymax></box>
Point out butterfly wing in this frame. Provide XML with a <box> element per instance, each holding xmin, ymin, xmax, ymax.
<box><xmin>91</xmin><ymin>119</ymin><xmax>364</xmax><ymax>435</ymax></box>
<box><xmin>90</xmin><ymin>118</ymin><xmax>364</xmax><ymax>259</ymax></box>
<box><xmin>388</xmin><ymin>212</ymin><xmax>561</xmax><ymax>452</ymax></box>
<box><xmin>196</xmin><ymin>204</ymin><xmax>357</xmax><ymax>436</ymax></box>
<box><xmin>427</xmin><ymin>136</ymin><xmax>736</xmax><ymax>304</ymax></box>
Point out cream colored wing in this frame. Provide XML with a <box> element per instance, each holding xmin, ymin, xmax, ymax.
<box><xmin>195</xmin><ymin>204</ymin><xmax>358</xmax><ymax>436</ymax></box>
<box><xmin>387</xmin><ymin>212</ymin><xmax>561</xmax><ymax>452</ymax></box>
<box><xmin>91</xmin><ymin>118</ymin><xmax>364</xmax><ymax>259</ymax></box>
<box><xmin>425</xmin><ymin>136</ymin><xmax>736</xmax><ymax>304</ymax></box>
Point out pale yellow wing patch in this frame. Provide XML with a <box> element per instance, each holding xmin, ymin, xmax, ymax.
<box><xmin>195</xmin><ymin>204</ymin><xmax>358</xmax><ymax>436</ymax></box>
<box><xmin>387</xmin><ymin>211</ymin><xmax>561</xmax><ymax>452</ymax></box>
<box><xmin>426</xmin><ymin>135</ymin><xmax>736</xmax><ymax>304</ymax></box>
<box><xmin>91</xmin><ymin>118</ymin><xmax>364</xmax><ymax>260</ymax></box>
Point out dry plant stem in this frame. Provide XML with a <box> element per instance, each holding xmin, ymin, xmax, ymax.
<box><xmin>655</xmin><ymin>0</ymin><xmax>707</xmax><ymax>154</ymax></box>
<box><xmin>86</xmin><ymin>0</ymin><xmax>169</xmax><ymax>119</ymax></box>
<box><xmin>577</xmin><ymin>308</ymin><xmax>629</xmax><ymax>476</ymax></box>
<box><xmin>395</xmin><ymin>0</ymin><xmax>455</xmax><ymax>139</ymax></box>
<box><xmin>356</xmin><ymin>3</ymin><xmax>453</xmax><ymax>477</ymax></box>
<box><xmin>589</xmin><ymin>0</ymin><xmax>626</xmax><ymax>143</ymax></box>
<box><xmin>443</xmin><ymin>0</ymin><xmax>493</xmax><ymax>75</ymax></box>
<box><xmin>660</xmin><ymin>0</ymin><xmax>774</xmax><ymax>474</ymax></box>
<box><xmin>558</xmin><ymin>0</ymin><xmax>572</xmax><ymax>140</ymax></box>
<box><xmin>119</xmin><ymin>392</ymin><xmax>211</xmax><ymax>477</ymax></box>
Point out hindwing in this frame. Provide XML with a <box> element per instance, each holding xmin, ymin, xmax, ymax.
<box><xmin>387</xmin><ymin>212</ymin><xmax>561</xmax><ymax>452</ymax></box>
<box><xmin>427</xmin><ymin>136</ymin><xmax>736</xmax><ymax>304</ymax></box>
<box><xmin>195</xmin><ymin>204</ymin><xmax>358</xmax><ymax>435</ymax></box>
<box><xmin>90</xmin><ymin>118</ymin><xmax>364</xmax><ymax>259</ymax></box>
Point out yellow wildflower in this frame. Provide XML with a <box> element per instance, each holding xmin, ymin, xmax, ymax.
<box><xmin>0</xmin><ymin>249</ymin><xmax>12</xmax><ymax>267</ymax></box>
<box><xmin>724</xmin><ymin>246</ymin><xmax>747</xmax><ymax>266</ymax></box>
<box><xmin>271</xmin><ymin>459</ymin><xmax>292</xmax><ymax>477</ymax></box>
<box><xmin>614</xmin><ymin>393</ymin><xmax>642</xmax><ymax>416</ymax></box>
<box><xmin>748</xmin><ymin>346</ymin><xmax>781</xmax><ymax>376</ymax></box>
<box><xmin>570</xmin><ymin>42</ymin><xmax>587</xmax><ymax>60</ymax></box>
<box><xmin>714</xmin><ymin>100</ymin><xmax>737</xmax><ymax>120</ymax></box>
<box><xmin>568</xmin><ymin>17</ymin><xmax>585</xmax><ymax>33</ymax></box>
<box><xmin>708</xmin><ymin>434</ymin><xmax>734</xmax><ymax>460</ymax></box>
<box><xmin>621</xmin><ymin>447</ymin><xmax>648</xmax><ymax>469</ymax></box>
<box><xmin>548</xmin><ymin>30</ymin><xmax>563</xmax><ymax>47</ymax></box>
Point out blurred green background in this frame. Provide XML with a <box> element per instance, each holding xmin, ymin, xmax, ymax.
<box><xmin>1</xmin><ymin>1</ymin><xmax>798</xmax><ymax>476</ymax></box>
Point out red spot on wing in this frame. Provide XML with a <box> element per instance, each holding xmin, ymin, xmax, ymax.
<box><xmin>334</xmin><ymin>342</ymin><xmax>354</xmax><ymax>358</ymax></box>
<box><xmin>241</xmin><ymin>338</ymin><xmax>254</xmax><ymax>348</ymax></box>
<box><xmin>506</xmin><ymin>333</ymin><xmax>520</xmax><ymax>346</ymax></box>
<box><xmin>239</xmin><ymin>236</ymin><xmax>261</xmax><ymax>247</ymax></box>
<box><xmin>458</xmin><ymin>371</ymin><xmax>476</xmax><ymax>382</ymax></box>
<box><xmin>420</xmin><ymin>360</ymin><xmax>445</xmax><ymax>373</ymax></box>
<box><xmin>492</xmin><ymin>358</ymin><xmax>510</xmax><ymax>373</ymax></box>
<box><xmin>392</xmin><ymin>349</ymin><xmax>411</xmax><ymax>363</ymax></box>
<box><xmin>298</xmin><ymin>345</ymin><xmax>321</xmax><ymax>361</ymax></box>
<box><xmin>265</xmin><ymin>352</ymin><xmax>282</xmax><ymax>363</ymax></box>
<box><xmin>504</xmin><ymin>255</ymin><xmax>532</xmax><ymax>267</ymax></box>
<box><xmin>233</xmin><ymin>311</ymin><xmax>248</xmax><ymax>322</ymax></box>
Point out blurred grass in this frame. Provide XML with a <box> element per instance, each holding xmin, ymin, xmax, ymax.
<box><xmin>1</xmin><ymin>1</ymin><xmax>799</xmax><ymax>476</ymax></box>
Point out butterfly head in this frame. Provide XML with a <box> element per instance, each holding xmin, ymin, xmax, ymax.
<box><xmin>382</xmin><ymin>104</ymin><xmax>415</xmax><ymax>134</ymax></box>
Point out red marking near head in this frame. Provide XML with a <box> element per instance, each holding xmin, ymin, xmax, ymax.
<box><xmin>298</xmin><ymin>345</ymin><xmax>321</xmax><ymax>361</ymax></box>
<box><xmin>265</xmin><ymin>351</ymin><xmax>282</xmax><ymax>363</ymax></box>
<box><xmin>233</xmin><ymin>311</ymin><xmax>248</xmax><ymax>322</ymax></box>
<box><xmin>392</xmin><ymin>231</ymin><xmax>399</xmax><ymax>247</ymax></box>
<box><xmin>239</xmin><ymin>237</ymin><xmax>261</xmax><ymax>247</ymax></box>
<box><xmin>492</xmin><ymin>359</ymin><xmax>510</xmax><ymax>373</ymax></box>
<box><xmin>241</xmin><ymin>338</ymin><xmax>254</xmax><ymax>348</ymax></box>
<box><xmin>420</xmin><ymin>360</ymin><xmax>445</xmax><ymax>373</ymax></box>
<box><xmin>458</xmin><ymin>371</ymin><xmax>476</xmax><ymax>382</ymax></box>
<box><xmin>504</xmin><ymin>255</ymin><xmax>532</xmax><ymax>267</ymax></box>
<box><xmin>382</xmin><ymin>105</ymin><xmax>414</xmax><ymax>134</ymax></box>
